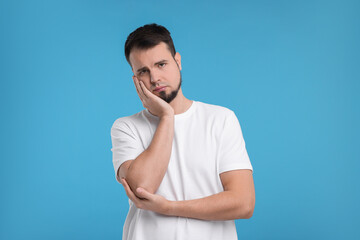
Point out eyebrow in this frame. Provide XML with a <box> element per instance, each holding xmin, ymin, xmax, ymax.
<box><xmin>136</xmin><ymin>59</ymin><xmax>168</xmax><ymax>73</ymax></box>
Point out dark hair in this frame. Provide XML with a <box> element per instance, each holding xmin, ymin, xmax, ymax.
<box><xmin>124</xmin><ymin>23</ymin><xmax>176</xmax><ymax>67</ymax></box>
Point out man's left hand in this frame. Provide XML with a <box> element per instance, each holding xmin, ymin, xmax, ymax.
<box><xmin>121</xmin><ymin>178</ymin><xmax>172</xmax><ymax>216</ymax></box>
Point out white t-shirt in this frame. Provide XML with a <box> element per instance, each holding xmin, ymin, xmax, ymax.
<box><xmin>111</xmin><ymin>100</ymin><xmax>253</xmax><ymax>240</ymax></box>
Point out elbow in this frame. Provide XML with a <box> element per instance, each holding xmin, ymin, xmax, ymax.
<box><xmin>132</xmin><ymin>181</ymin><xmax>158</xmax><ymax>196</ymax></box>
<box><xmin>236</xmin><ymin>200</ymin><xmax>255</xmax><ymax>219</ymax></box>
<box><xmin>125</xmin><ymin>168</ymin><xmax>158</xmax><ymax>195</ymax></box>
<box><xmin>236</xmin><ymin>204</ymin><xmax>254</xmax><ymax>219</ymax></box>
<box><xmin>241</xmin><ymin>193</ymin><xmax>255</xmax><ymax>219</ymax></box>
<box><xmin>243</xmin><ymin>204</ymin><xmax>255</xmax><ymax>219</ymax></box>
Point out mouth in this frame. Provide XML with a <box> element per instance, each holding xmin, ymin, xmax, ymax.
<box><xmin>154</xmin><ymin>86</ymin><xmax>166</xmax><ymax>92</ymax></box>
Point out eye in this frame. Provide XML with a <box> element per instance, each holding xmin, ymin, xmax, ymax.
<box><xmin>139</xmin><ymin>70</ymin><xmax>148</xmax><ymax>75</ymax></box>
<box><xmin>159</xmin><ymin>63</ymin><xmax>166</xmax><ymax>68</ymax></box>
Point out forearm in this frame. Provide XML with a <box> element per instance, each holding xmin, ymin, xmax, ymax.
<box><xmin>167</xmin><ymin>191</ymin><xmax>254</xmax><ymax>221</ymax></box>
<box><xmin>126</xmin><ymin>115</ymin><xmax>174</xmax><ymax>195</ymax></box>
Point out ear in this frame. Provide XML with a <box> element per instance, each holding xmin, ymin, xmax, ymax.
<box><xmin>174</xmin><ymin>52</ymin><xmax>182</xmax><ymax>71</ymax></box>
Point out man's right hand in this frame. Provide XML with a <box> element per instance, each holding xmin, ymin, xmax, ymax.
<box><xmin>133</xmin><ymin>76</ymin><xmax>174</xmax><ymax>118</ymax></box>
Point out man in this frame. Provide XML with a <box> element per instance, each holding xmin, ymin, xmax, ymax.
<box><xmin>111</xmin><ymin>23</ymin><xmax>255</xmax><ymax>240</ymax></box>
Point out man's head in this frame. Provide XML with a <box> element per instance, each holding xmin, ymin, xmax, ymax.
<box><xmin>125</xmin><ymin>23</ymin><xmax>182</xmax><ymax>104</ymax></box>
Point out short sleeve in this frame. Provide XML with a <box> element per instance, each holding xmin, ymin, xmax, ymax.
<box><xmin>110</xmin><ymin>120</ymin><xmax>144</xmax><ymax>184</ymax></box>
<box><xmin>217</xmin><ymin>110</ymin><xmax>253</xmax><ymax>175</ymax></box>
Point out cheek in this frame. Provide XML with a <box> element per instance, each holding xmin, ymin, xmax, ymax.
<box><xmin>137</xmin><ymin>76</ymin><xmax>151</xmax><ymax>88</ymax></box>
<box><xmin>172</xmin><ymin>69</ymin><xmax>181</xmax><ymax>81</ymax></box>
<box><xmin>167</xmin><ymin>66</ymin><xmax>180</xmax><ymax>79</ymax></box>
<box><xmin>143</xmin><ymin>82</ymin><xmax>152</xmax><ymax>91</ymax></box>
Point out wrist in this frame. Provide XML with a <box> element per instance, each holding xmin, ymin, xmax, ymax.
<box><xmin>160</xmin><ymin>114</ymin><xmax>174</xmax><ymax>120</ymax></box>
<box><xmin>165</xmin><ymin>200</ymin><xmax>176</xmax><ymax>216</ymax></box>
<box><xmin>160</xmin><ymin>108</ymin><xmax>174</xmax><ymax>119</ymax></box>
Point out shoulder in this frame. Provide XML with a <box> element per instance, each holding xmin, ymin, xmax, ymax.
<box><xmin>111</xmin><ymin>110</ymin><xmax>146</xmax><ymax>131</ymax></box>
<box><xmin>195</xmin><ymin>101</ymin><xmax>235</xmax><ymax>119</ymax></box>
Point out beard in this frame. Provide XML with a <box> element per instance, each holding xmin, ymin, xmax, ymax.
<box><xmin>158</xmin><ymin>68</ymin><xmax>182</xmax><ymax>104</ymax></box>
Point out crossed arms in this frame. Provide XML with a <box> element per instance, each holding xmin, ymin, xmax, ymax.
<box><xmin>117</xmin><ymin>115</ymin><xmax>255</xmax><ymax>221</ymax></box>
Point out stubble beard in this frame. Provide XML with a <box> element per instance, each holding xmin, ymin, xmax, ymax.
<box><xmin>158</xmin><ymin>71</ymin><xmax>182</xmax><ymax>104</ymax></box>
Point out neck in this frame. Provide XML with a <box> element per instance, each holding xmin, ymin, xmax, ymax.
<box><xmin>169</xmin><ymin>88</ymin><xmax>193</xmax><ymax>115</ymax></box>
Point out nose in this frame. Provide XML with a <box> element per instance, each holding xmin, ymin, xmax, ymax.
<box><xmin>150</xmin><ymin>69</ymin><xmax>161</xmax><ymax>84</ymax></box>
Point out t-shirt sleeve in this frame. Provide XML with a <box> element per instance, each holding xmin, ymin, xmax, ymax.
<box><xmin>217</xmin><ymin>110</ymin><xmax>253</xmax><ymax>175</ymax></box>
<box><xmin>110</xmin><ymin>119</ymin><xmax>144</xmax><ymax>184</ymax></box>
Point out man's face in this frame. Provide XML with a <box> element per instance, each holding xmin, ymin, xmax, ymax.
<box><xmin>129</xmin><ymin>42</ymin><xmax>182</xmax><ymax>103</ymax></box>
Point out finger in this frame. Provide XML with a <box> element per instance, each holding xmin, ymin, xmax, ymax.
<box><xmin>134</xmin><ymin>77</ymin><xmax>148</xmax><ymax>99</ymax></box>
<box><xmin>139</xmin><ymin>80</ymin><xmax>150</xmax><ymax>98</ymax></box>
<box><xmin>121</xmin><ymin>178</ymin><xmax>139</xmax><ymax>202</ymax></box>
<box><xmin>133</xmin><ymin>76</ymin><xmax>145</xmax><ymax>101</ymax></box>
<box><xmin>121</xmin><ymin>178</ymin><xmax>134</xmax><ymax>195</ymax></box>
<box><xmin>132</xmin><ymin>77</ymin><xmax>141</xmax><ymax>96</ymax></box>
<box><xmin>136</xmin><ymin>187</ymin><xmax>153</xmax><ymax>200</ymax></box>
<box><xmin>133</xmin><ymin>76</ymin><xmax>145</xmax><ymax>102</ymax></box>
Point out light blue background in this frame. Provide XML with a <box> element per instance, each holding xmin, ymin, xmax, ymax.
<box><xmin>1</xmin><ymin>0</ymin><xmax>359</xmax><ymax>239</ymax></box>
